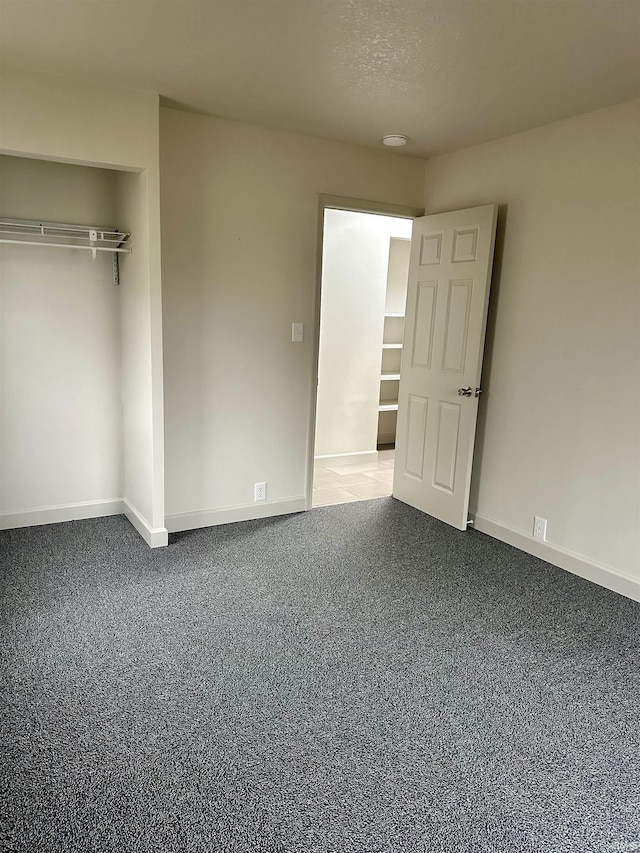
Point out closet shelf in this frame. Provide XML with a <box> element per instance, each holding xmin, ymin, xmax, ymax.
<box><xmin>382</xmin><ymin>343</ymin><xmax>403</xmax><ymax>350</ymax></box>
<box><xmin>384</xmin><ymin>312</ymin><xmax>405</xmax><ymax>318</ymax></box>
<box><xmin>379</xmin><ymin>401</ymin><xmax>399</xmax><ymax>412</ymax></box>
<box><xmin>0</xmin><ymin>217</ymin><xmax>132</xmax><ymax>248</ymax></box>
<box><xmin>0</xmin><ymin>218</ymin><xmax>132</xmax><ymax>285</ymax></box>
<box><xmin>0</xmin><ymin>218</ymin><xmax>131</xmax><ymax>252</ymax></box>
<box><xmin>380</xmin><ymin>373</ymin><xmax>401</xmax><ymax>381</ymax></box>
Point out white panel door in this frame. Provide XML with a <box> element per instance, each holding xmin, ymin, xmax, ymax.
<box><xmin>392</xmin><ymin>204</ymin><xmax>498</xmax><ymax>530</ymax></box>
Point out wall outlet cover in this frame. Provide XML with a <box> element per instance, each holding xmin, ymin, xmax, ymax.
<box><xmin>533</xmin><ymin>515</ymin><xmax>547</xmax><ymax>541</ymax></box>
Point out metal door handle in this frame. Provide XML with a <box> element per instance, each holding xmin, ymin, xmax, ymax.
<box><xmin>458</xmin><ymin>387</ymin><xmax>472</xmax><ymax>397</ymax></box>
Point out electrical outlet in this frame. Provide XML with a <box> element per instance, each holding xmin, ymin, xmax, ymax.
<box><xmin>254</xmin><ymin>482</ymin><xmax>267</xmax><ymax>502</ymax></box>
<box><xmin>533</xmin><ymin>516</ymin><xmax>547</xmax><ymax>541</ymax></box>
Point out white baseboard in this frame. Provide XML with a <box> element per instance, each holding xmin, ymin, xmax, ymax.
<box><xmin>314</xmin><ymin>451</ymin><xmax>378</xmax><ymax>468</ymax></box>
<box><xmin>123</xmin><ymin>499</ymin><xmax>168</xmax><ymax>548</ymax></box>
<box><xmin>0</xmin><ymin>498</ymin><xmax>124</xmax><ymax>531</ymax></box>
<box><xmin>165</xmin><ymin>496</ymin><xmax>306</xmax><ymax>534</ymax></box>
<box><xmin>471</xmin><ymin>511</ymin><xmax>640</xmax><ymax>603</ymax></box>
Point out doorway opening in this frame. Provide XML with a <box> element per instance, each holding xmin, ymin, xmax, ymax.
<box><xmin>312</xmin><ymin>206</ymin><xmax>413</xmax><ymax>508</ymax></box>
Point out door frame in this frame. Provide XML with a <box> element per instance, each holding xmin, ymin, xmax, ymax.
<box><xmin>305</xmin><ymin>195</ymin><xmax>424</xmax><ymax>510</ymax></box>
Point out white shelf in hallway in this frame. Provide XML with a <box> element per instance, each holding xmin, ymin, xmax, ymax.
<box><xmin>378</xmin><ymin>238</ymin><xmax>410</xmax><ymax>449</ymax></box>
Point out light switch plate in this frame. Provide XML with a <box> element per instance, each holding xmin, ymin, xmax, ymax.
<box><xmin>292</xmin><ymin>322</ymin><xmax>304</xmax><ymax>342</ymax></box>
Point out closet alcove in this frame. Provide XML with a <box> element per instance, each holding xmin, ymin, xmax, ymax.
<box><xmin>0</xmin><ymin>154</ymin><xmax>153</xmax><ymax>537</ymax></box>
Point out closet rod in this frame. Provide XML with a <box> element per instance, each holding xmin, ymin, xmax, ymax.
<box><xmin>0</xmin><ymin>227</ymin><xmax>128</xmax><ymax>246</ymax></box>
<box><xmin>0</xmin><ymin>238</ymin><xmax>131</xmax><ymax>253</ymax></box>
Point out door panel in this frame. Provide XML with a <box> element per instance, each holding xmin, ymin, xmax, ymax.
<box><xmin>433</xmin><ymin>401</ymin><xmax>461</xmax><ymax>493</ymax></box>
<box><xmin>393</xmin><ymin>204</ymin><xmax>498</xmax><ymax>530</ymax></box>
<box><xmin>442</xmin><ymin>279</ymin><xmax>473</xmax><ymax>372</ymax></box>
<box><xmin>405</xmin><ymin>394</ymin><xmax>429</xmax><ymax>479</ymax></box>
<box><xmin>411</xmin><ymin>282</ymin><xmax>437</xmax><ymax>369</ymax></box>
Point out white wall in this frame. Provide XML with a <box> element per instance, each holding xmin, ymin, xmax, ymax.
<box><xmin>0</xmin><ymin>155</ymin><xmax>122</xmax><ymax>517</ymax></box>
<box><xmin>424</xmin><ymin>99</ymin><xmax>640</xmax><ymax>586</ymax></box>
<box><xmin>385</xmin><ymin>237</ymin><xmax>411</xmax><ymax>315</ymax></box>
<box><xmin>0</xmin><ymin>68</ymin><xmax>166</xmax><ymax>544</ymax></box>
<box><xmin>116</xmin><ymin>171</ymin><xmax>163</xmax><ymax>529</ymax></box>
<box><xmin>315</xmin><ymin>210</ymin><xmax>412</xmax><ymax>460</ymax></box>
<box><xmin>160</xmin><ymin>107</ymin><xmax>425</xmax><ymax>527</ymax></box>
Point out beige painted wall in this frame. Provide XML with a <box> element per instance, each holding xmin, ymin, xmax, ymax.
<box><xmin>160</xmin><ymin>107</ymin><xmax>425</xmax><ymax>519</ymax></box>
<box><xmin>0</xmin><ymin>67</ymin><xmax>159</xmax><ymax>171</ymax></box>
<box><xmin>315</xmin><ymin>210</ymin><xmax>412</xmax><ymax>459</ymax></box>
<box><xmin>0</xmin><ymin>68</ymin><xmax>165</xmax><ymax>539</ymax></box>
<box><xmin>424</xmin><ymin>99</ymin><xmax>640</xmax><ymax>580</ymax></box>
<box><xmin>0</xmin><ymin>155</ymin><xmax>122</xmax><ymax>514</ymax></box>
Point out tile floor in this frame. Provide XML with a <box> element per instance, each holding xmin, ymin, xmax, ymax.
<box><xmin>312</xmin><ymin>449</ymin><xmax>395</xmax><ymax>507</ymax></box>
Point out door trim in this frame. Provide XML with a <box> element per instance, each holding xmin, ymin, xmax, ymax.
<box><xmin>305</xmin><ymin>195</ymin><xmax>424</xmax><ymax>510</ymax></box>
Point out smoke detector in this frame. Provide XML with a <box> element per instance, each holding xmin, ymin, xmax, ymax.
<box><xmin>382</xmin><ymin>134</ymin><xmax>408</xmax><ymax>147</ymax></box>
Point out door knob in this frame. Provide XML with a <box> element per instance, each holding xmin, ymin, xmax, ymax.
<box><xmin>458</xmin><ymin>387</ymin><xmax>473</xmax><ymax>397</ymax></box>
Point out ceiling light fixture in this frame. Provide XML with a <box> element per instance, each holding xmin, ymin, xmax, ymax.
<box><xmin>382</xmin><ymin>134</ymin><xmax>408</xmax><ymax>147</ymax></box>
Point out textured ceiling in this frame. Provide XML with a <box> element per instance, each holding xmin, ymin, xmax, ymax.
<box><xmin>1</xmin><ymin>0</ymin><xmax>639</xmax><ymax>157</ymax></box>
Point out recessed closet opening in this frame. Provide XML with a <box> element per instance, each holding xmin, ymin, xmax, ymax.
<box><xmin>0</xmin><ymin>154</ymin><xmax>154</xmax><ymax>538</ymax></box>
<box><xmin>312</xmin><ymin>207</ymin><xmax>412</xmax><ymax>508</ymax></box>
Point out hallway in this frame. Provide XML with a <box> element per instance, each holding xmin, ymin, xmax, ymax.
<box><xmin>312</xmin><ymin>449</ymin><xmax>394</xmax><ymax>507</ymax></box>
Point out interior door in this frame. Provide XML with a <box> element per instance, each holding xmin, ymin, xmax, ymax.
<box><xmin>392</xmin><ymin>204</ymin><xmax>498</xmax><ymax>530</ymax></box>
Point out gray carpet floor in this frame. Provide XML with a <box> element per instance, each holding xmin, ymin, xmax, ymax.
<box><xmin>1</xmin><ymin>498</ymin><xmax>639</xmax><ymax>853</ymax></box>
